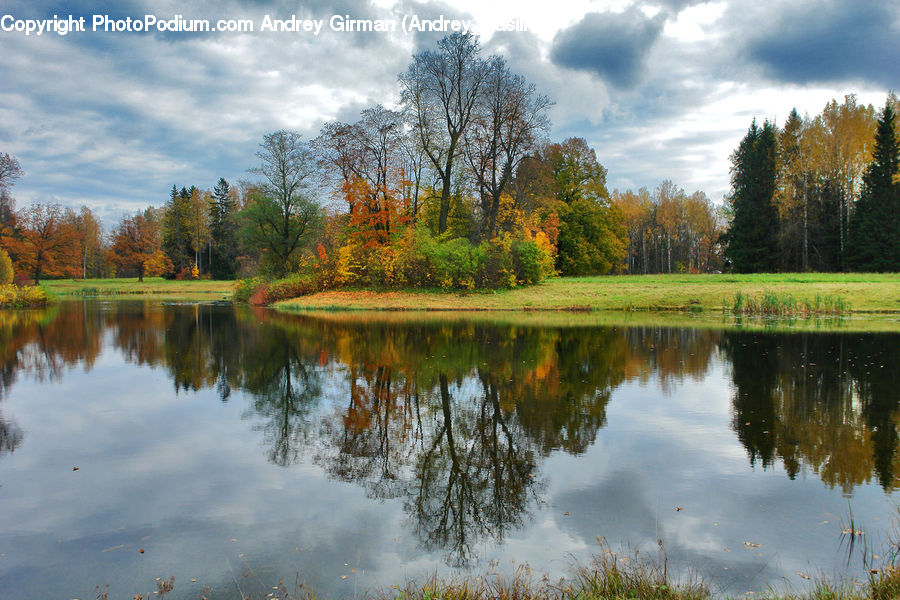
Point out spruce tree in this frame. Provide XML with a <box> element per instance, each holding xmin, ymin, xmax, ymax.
<box><xmin>208</xmin><ymin>177</ymin><xmax>240</xmax><ymax>279</ymax></box>
<box><xmin>724</xmin><ymin>120</ymin><xmax>780</xmax><ymax>272</ymax></box>
<box><xmin>847</xmin><ymin>101</ymin><xmax>900</xmax><ymax>271</ymax></box>
<box><xmin>161</xmin><ymin>185</ymin><xmax>194</xmax><ymax>276</ymax></box>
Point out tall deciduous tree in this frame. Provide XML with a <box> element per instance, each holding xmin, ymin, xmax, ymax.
<box><xmin>64</xmin><ymin>206</ymin><xmax>103</xmax><ymax>279</ymax></box>
<box><xmin>464</xmin><ymin>55</ymin><xmax>551</xmax><ymax>237</ymax></box>
<box><xmin>244</xmin><ymin>131</ymin><xmax>321</xmax><ymax>277</ymax></box>
<box><xmin>400</xmin><ymin>32</ymin><xmax>489</xmax><ymax>234</ymax></box>
<box><xmin>847</xmin><ymin>101</ymin><xmax>900</xmax><ymax>271</ymax></box>
<box><xmin>723</xmin><ymin>120</ymin><xmax>780</xmax><ymax>273</ymax></box>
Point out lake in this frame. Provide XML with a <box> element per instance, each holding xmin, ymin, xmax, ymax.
<box><xmin>0</xmin><ymin>301</ymin><xmax>898</xmax><ymax>599</ymax></box>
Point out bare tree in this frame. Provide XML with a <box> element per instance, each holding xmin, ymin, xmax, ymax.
<box><xmin>0</xmin><ymin>153</ymin><xmax>22</xmax><ymax>190</ymax></box>
<box><xmin>400</xmin><ymin>33</ymin><xmax>489</xmax><ymax>234</ymax></box>
<box><xmin>465</xmin><ymin>56</ymin><xmax>552</xmax><ymax>236</ymax></box>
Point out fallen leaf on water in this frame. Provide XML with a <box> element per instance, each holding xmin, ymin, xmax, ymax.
<box><xmin>341</xmin><ymin>575</ymin><xmax>347</xmax><ymax>579</ymax></box>
<box><xmin>139</xmin><ymin>548</ymin><xmax>144</xmax><ymax>554</ymax></box>
<box><xmin>873</xmin><ymin>555</ymin><xmax>881</xmax><ymax>560</ymax></box>
<box><xmin>231</xmin><ymin>538</ymin><xmax>237</xmax><ymax>542</ymax></box>
<box><xmin>564</xmin><ymin>512</ymin><xmax>569</xmax><ymax>516</ymax></box>
<box><xmin>724</xmin><ymin>548</ymin><xmax>731</xmax><ymax>552</ymax></box>
<box><xmin>744</xmin><ymin>542</ymin><xmax>761</xmax><ymax>549</ymax></box>
<box><xmin>191</xmin><ymin>579</ymin><xmax>197</xmax><ymax>582</ymax></box>
<box><xmin>797</xmin><ymin>572</ymin><xmax>810</xmax><ymax>580</ymax></box>
<box><xmin>350</xmin><ymin>569</ymin><xmax>356</xmax><ymax>573</ymax></box>
<box><xmin>675</xmin><ymin>507</ymin><xmax>683</xmax><ymax>512</ymax></box>
<box><xmin>72</xmin><ymin>467</ymin><xmax>79</xmax><ymax>471</ymax></box>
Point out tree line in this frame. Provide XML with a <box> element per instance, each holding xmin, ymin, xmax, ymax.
<box><xmin>723</xmin><ymin>94</ymin><xmax>900</xmax><ymax>273</ymax></box>
<box><xmin>3</xmin><ymin>35</ymin><xmax>897</xmax><ymax>285</ymax></box>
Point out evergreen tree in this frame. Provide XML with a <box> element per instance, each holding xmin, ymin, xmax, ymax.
<box><xmin>723</xmin><ymin>120</ymin><xmax>780</xmax><ymax>273</ymax></box>
<box><xmin>847</xmin><ymin>101</ymin><xmax>900</xmax><ymax>271</ymax></box>
<box><xmin>162</xmin><ymin>185</ymin><xmax>193</xmax><ymax>276</ymax></box>
<box><xmin>208</xmin><ymin>177</ymin><xmax>240</xmax><ymax>279</ymax></box>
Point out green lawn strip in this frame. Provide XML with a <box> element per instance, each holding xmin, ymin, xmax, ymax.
<box><xmin>42</xmin><ymin>278</ymin><xmax>235</xmax><ymax>299</ymax></box>
<box><xmin>274</xmin><ymin>273</ymin><xmax>900</xmax><ymax>314</ymax></box>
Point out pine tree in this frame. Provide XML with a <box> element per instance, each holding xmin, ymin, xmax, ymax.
<box><xmin>724</xmin><ymin>120</ymin><xmax>780</xmax><ymax>273</ymax></box>
<box><xmin>847</xmin><ymin>101</ymin><xmax>900</xmax><ymax>271</ymax></box>
<box><xmin>208</xmin><ymin>177</ymin><xmax>240</xmax><ymax>279</ymax></box>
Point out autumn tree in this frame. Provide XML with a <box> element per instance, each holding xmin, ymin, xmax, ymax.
<box><xmin>3</xmin><ymin>203</ymin><xmax>78</xmax><ymax>283</ymax></box>
<box><xmin>400</xmin><ymin>32</ymin><xmax>490</xmax><ymax>234</ymax></box>
<box><xmin>243</xmin><ymin>130</ymin><xmax>322</xmax><ymax>277</ymax></box>
<box><xmin>776</xmin><ymin>108</ymin><xmax>808</xmax><ymax>270</ymax></box>
<box><xmin>63</xmin><ymin>206</ymin><xmax>104</xmax><ymax>279</ymax></box>
<box><xmin>110</xmin><ymin>209</ymin><xmax>167</xmax><ymax>282</ymax></box>
<box><xmin>188</xmin><ymin>187</ymin><xmax>209</xmax><ymax>273</ymax></box>
<box><xmin>0</xmin><ymin>248</ymin><xmax>12</xmax><ymax>284</ymax></box>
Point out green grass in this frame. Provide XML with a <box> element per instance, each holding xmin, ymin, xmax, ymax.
<box><xmin>41</xmin><ymin>277</ymin><xmax>235</xmax><ymax>301</ymax></box>
<box><xmin>274</xmin><ymin>273</ymin><xmax>900</xmax><ymax>314</ymax></box>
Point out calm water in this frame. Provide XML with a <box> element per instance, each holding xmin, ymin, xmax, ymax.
<box><xmin>0</xmin><ymin>301</ymin><xmax>898</xmax><ymax>599</ymax></box>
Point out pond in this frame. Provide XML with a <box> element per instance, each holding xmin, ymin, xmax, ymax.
<box><xmin>0</xmin><ymin>301</ymin><xmax>898</xmax><ymax>599</ymax></box>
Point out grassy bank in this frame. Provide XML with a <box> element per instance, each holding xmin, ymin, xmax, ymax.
<box><xmin>274</xmin><ymin>273</ymin><xmax>900</xmax><ymax>314</ymax></box>
<box><xmin>112</xmin><ymin>550</ymin><xmax>900</xmax><ymax>600</ymax></box>
<box><xmin>41</xmin><ymin>278</ymin><xmax>235</xmax><ymax>301</ymax></box>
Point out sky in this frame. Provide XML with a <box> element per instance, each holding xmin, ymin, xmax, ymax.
<box><xmin>0</xmin><ymin>0</ymin><xmax>897</xmax><ymax>225</ymax></box>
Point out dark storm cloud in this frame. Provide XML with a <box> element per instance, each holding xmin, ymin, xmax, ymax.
<box><xmin>744</xmin><ymin>1</ymin><xmax>900</xmax><ymax>87</ymax></box>
<box><xmin>549</xmin><ymin>8</ymin><xmax>665</xmax><ymax>88</ymax></box>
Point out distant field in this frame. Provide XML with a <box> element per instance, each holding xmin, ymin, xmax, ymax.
<box><xmin>42</xmin><ymin>278</ymin><xmax>235</xmax><ymax>300</ymax></box>
<box><xmin>275</xmin><ymin>273</ymin><xmax>900</xmax><ymax>313</ymax></box>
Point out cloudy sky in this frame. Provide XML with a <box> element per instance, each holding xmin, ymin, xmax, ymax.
<box><xmin>1</xmin><ymin>0</ymin><xmax>896</xmax><ymax>224</ymax></box>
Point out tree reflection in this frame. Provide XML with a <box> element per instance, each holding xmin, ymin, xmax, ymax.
<box><xmin>722</xmin><ymin>331</ymin><xmax>900</xmax><ymax>493</ymax></box>
<box><xmin>4</xmin><ymin>301</ymin><xmax>900</xmax><ymax>560</ymax></box>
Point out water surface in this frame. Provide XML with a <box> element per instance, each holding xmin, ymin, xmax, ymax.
<box><xmin>0</xmin><ymin>302</ymin><xmax>898</xmax><ymax>599</ymax></box>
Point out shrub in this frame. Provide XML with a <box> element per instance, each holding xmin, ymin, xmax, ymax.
<box><xmin>511</xmin><ymin>240</ymin><xmax>545</xmax><ymax>285</ymax></box>
<box><xmin>394</xmin><ymin>225</ymin><xmax>439</xmax><ymax>288</ymax></box>
<box><xmin>478</xmin><ymin>238</ymin><xmax>516</xmax><ymax>288</ymax></box>
<box><xmin>0</xmin><ymin>283</ymin><xmax>50</xmax><ymax>308</ymax></box>
<box><xmin>434</xmin><ymin>238</ymin><xmax>481</xmax><ymax>290</ymax></box>
<box><xmin>233</xmin><ymin>277</ymin><xmax>265</xmax><ymax>303</ymax></box>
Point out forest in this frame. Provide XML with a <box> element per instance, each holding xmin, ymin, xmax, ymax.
<box><xmin>1</xmin><ymin>33</ymin><xmax>898</xmax><ymax>298</ymax></box>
